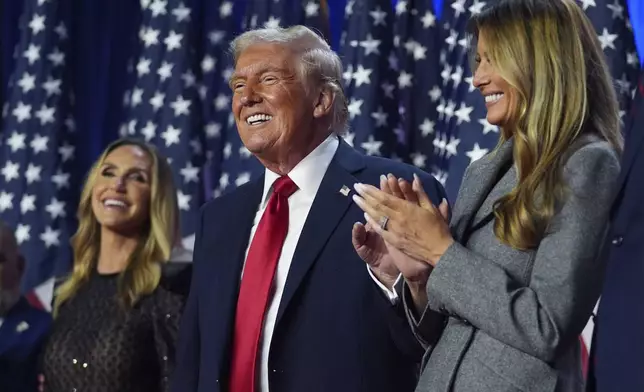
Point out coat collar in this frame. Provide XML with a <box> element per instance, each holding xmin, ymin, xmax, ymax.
<box><xmin>450</xmin><ymin>138</ymin><xmax>514</xmax><ymax>242</ymax></box>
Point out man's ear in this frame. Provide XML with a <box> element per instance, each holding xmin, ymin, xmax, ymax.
<box><xmin>313</xmin><ymin>87</ymin><xmax>334</xmax><ymax>119</ymax></box>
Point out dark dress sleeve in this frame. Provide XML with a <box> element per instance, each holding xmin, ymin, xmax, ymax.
<box><xmin>152</xmin><ymin>264</ymin><xmax>191</xmax><ymax>392</ymax></box>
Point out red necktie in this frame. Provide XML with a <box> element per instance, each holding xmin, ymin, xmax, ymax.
<box><xmin>229</xmin><ymin>176</ymin><xmax>298</xmax><ymax>392</ymax></box>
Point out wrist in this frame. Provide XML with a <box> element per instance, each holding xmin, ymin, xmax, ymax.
<box><xmin>407</xmin><ymin>281</ymin><xmax>429</xmax><ymax>315</ymax></box>
<box><xmin>369</xmin><ymin>266</ymin><xmax>399</xmax><ymax>291</ymax></box>
<box><xmin>407</xmin><ymin>279</ymin><xmax>426</xmax><ymax>293</ymax></box>
<box><xmin>426</xmin><ymin>237</ymin><xmax>454</xmax><ymax>266</ymax></box>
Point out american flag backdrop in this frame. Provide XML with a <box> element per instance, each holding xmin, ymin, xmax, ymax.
<box><xmin>582</xmin><ymin>0</ymin><xmax>640</xmax><ymax>122</ymax></box>
<box><xmin>0</xmin><ymin>0</ymin><xmax>641</xmax><ymax>314</ymax></box>
<box><xmin>0</xmin><ymin>0</ymin><xmax>77</xmax><ymax>310</ymax></box>
<box><xmin>119</xmin><ymin>0</ymin><xmax>205</xmax><ymax>247</ymax></box>
<box><xmin>393</xmin><ymin>0</ymin><xmax>442</xmax><ymax>180</ymax></box>
<box><xmin>339</xmin><ymin>0</ymin><xmax>403</xmax><ymax>159</ymax></box>
<box><xmin>198</xmin><ymin>0</ymin><xmax>240</xmax><ymax>199</ymax></box>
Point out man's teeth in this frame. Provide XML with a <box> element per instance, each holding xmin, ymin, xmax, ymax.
<box><xmin>246</xmin><ymin>114</ymin><xmax>273</xmax><ymax>125</ymax></box>
<box><xmin>485</xmin><ymin>93</ymin><xmax>504</xmax><ymax>103</ymax></box>
<box><xmin>104</xmin><ymin>199</ymin><xmax>127</xmax><ymax>208</ymax></box>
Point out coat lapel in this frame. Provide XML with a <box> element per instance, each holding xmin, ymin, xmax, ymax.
<box><xmin>450</xmin><ymin>138</ymin><xmax>514</xmax><ymax>242</ymax></box>
<box><xmin>207</xmin><ymin>176</ymin><xmax>264</xmax><ymax>364</ymax></box>
<box><xmin>213</xmin><ymin>175</ymin><xmax>264</xmax><ymax>282</ymax></box>
<box><xmin>275</xmin><ymin>139</ymin><xmax>364</xmax><ymax>326</ymax></box>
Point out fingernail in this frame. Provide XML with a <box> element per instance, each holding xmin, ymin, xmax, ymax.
<box><xmin>413</xmin><ymin>173</ymin><xmax>420</xmax><ymax>181</ymax></box>
<box><xmin>441</xmin><ymin>198</ymin><xmax>448</xmax><ymax>204</ymax></box>
<box><xmin>380</xmin><ymin>174</ymin><xmax>387</xmax><ymax>182</ymax></box>
<box><xmin>353</xmin><ymin>183</ymin><xmax>363</xmax><ymax>192</ymax></box>
<box><xmin>387</xmin><ymin>173</ymin><xmax>394</xmax><ymax>179</ymax></box>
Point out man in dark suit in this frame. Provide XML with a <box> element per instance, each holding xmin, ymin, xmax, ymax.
<box><xmin>0</xmin><ymin>220</ymin><xmax>51</xmax><ymax>392</ymax></box>
<box><xmin>172</xmin><ymin>25</ymin><xmax>447</xmax><ymax>392</ymax></box>
<box><xmin>588</xmin><ymin>74</ymin><xmax>644</xmax><ymax>391</ymax></box>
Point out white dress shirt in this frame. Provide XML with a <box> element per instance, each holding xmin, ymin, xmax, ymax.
<box><xmin>241</xmin><ymin>135</ymin><xmax>400</xmax><ymax>391</ymax></box>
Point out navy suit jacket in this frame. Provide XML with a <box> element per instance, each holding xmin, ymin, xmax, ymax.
<box><xmin>588</xmin><ymin>83</ymin><xmax>644</xmax><ymax>391</ymax></box>
<box><xmin>171</xmin><ymin>138</ymin><xmax>447</xmax><ymax>392</ymax></box>
<box><xmin>0</xmin><ymin>297</ymin><xmax>51</xmax><ymax>392</ymax></box>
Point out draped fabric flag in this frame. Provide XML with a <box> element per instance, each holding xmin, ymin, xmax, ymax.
<box><xmin>0</xmin><ymin>0</ymin><xmax>77</xmax><ymax>310</ymax></box>
<box><xmin>433</xmin><ymin>0</ymin><xmax>496</xmax><ymax>202</ymax></box>
<box><xmin>198</xmin><ymin>0</ymin><xmax>240</xmax><ymax>199</ymax></box>
<box><xmin>581</xmin><ymin>0</ymin><xmax>640</xmax><ymax>123</ymax></box>
<box><xmin>393</xmin><ymin>0</ymin><xmax>443</xmax><ymax>180</ymax></box>
<box><xmin>216</xmin><ymin>0</ymin><xmax>329</xmax><ymax>197</ymax></box>
<box><xmin>241</xmin><ymin>0</ymin><xmax>329</xmax><ymax>36</ymax></box>
<box><xmin>120</xmin><ymin>0</ymin><xmax>204</xmax><ymax>246</ymax></box>
<box><xmin>339</xmin><ymin>0</ymin><xmax>403</xmax><ymax>159</ymax></box>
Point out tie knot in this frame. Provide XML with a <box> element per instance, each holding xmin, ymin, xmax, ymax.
<box><xmin>272</xmin><ymin>176</ymin><xmax>298</xmax><ymax>198</ymax></box>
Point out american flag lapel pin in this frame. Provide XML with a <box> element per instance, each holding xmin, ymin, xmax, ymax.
<box><xmin>339</xmin><ymin>185</ymin><xmax>350</xmax><ymax>196</ymax></box>
<box><xmin>16</xmin><ymin>321</ymin><xmax>29</xmax><ymax>333</ymax></box>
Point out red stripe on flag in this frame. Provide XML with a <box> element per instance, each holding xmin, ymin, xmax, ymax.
<box><xmin>25</xmin><ymin>291</ymin><xmax>45</xmax><ymax>311</ymax></box>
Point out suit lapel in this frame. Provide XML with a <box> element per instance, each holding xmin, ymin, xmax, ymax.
<box><xmin>275</xmin><ymin>139</ymin><xmax>364</xmax><ymax>326</ymax></box>
<box><xmin>214</xmin><ymin>176</ymin><xmax>264</xmax><ymax>279</ymax></box>
<box><xmin>208</xmin><ymin>176</ymin><xmax>264</xmax><ymax>365</ymax></box>
<box><xmin>451</xmin><ymin>138</ymin><xmax>514</xmax><ymax>242</ymax></box>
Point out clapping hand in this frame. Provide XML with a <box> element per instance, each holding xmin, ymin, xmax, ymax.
<box><xmin>352</xmin><ymin>175</ymin><xmax>409</xmax><ymax>290</ymax></box>
<box><xmin>352</xmin><ymin>173</ymin><xmax>452</xmax><ymax>270</ymax></box>
<box><xmin>353</xmin><ymin>174</ymin><xmax>451</xmax><ymax>312</ymax></box>
<box><xmin>352</xmin><ymin>173</ymin><xmax>451</xmax><ymax>286</ymax></box>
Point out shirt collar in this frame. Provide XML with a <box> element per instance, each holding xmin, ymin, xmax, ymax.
<box><xmin>261</xmin><ymin>134</ymin><xmax>339</xmax><ymax>206</ymax></box>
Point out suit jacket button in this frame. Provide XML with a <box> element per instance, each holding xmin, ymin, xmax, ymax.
<box><xmin>612</xmin><ymin>236</ymin><xmax>623</xmax><ymax>246</ymax></box>
<box><xmin>439</xmin><ymin>305</ymin><xmax>448</xmax><ymax>314</ymax></box>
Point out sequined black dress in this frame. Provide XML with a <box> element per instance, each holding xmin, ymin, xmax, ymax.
<box><xmin>41</xmin><ymin>265</ymin><xmax>190</xmax><ymax>392</ymax></box>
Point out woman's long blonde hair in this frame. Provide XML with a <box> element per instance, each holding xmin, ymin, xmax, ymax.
<box><xmin>468</xmin><ymin>0</ymin><xmax>623</xmax><ymax>250</ymax></box>
<box><xmin>54</xmin><ymin>138</ymin><xmax>179</xmax><ymax>314</ymax></box>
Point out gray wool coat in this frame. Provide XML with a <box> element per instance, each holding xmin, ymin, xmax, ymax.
<box><xmin>404</xmin><ymin>136</ymin><xmax>620</xmax><ymax>392</ymax></box>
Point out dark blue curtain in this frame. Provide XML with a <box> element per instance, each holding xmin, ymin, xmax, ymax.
<box><xmin>2</xmin><ymin>0</ymin><xmax>644</xmax><ymax>172</ymax></box>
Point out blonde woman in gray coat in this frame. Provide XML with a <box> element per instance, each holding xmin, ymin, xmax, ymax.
<box><xmin>351</xmin><ymin>0</ymin><xmax>622</xmax><ymax>391</ymax></box>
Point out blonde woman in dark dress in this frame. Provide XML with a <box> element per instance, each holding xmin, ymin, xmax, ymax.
<box><xmin>42</xmin><ymin>138</ymin><xmax>189</xmax><ymax>392</ymax></box>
